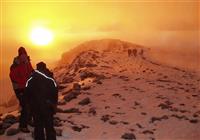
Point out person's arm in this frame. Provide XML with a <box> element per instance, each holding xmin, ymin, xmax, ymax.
<box><xmin>9</xmin><ymin>67</ymin><xmax>24</xmax><ymax>86</ymax></box>
<box><xmin>27</xmin><ymin>62</ymin><xmax>34</xmax><ymax>73</ymax></box>
<box><xmin>51</xmin><ymin>81</ymin><xmax>58</xmax><ymax>105</ymax></box>
<box><xmin>48</xmin><ymin>80</ymin><xmax>58</xmax><ymax>114</ymax></box>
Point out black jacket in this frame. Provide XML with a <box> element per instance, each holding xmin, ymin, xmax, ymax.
<box><xmin>25</xmin><ymin>69</ymin><xmax>58</xmax><ymax>113</ymax></box>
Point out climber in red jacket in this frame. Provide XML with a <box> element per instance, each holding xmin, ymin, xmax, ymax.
<box><xmin>9</xmin><ymin>46</ymin><xmax>34</xmax><ymax>133</ymax></box>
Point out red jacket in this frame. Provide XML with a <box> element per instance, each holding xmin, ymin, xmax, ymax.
<box><xmin>10</xmin><ymin>57</ymin><xmax>33</xmax><ymax>89</ymax></box>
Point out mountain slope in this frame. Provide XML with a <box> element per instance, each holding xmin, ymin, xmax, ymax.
<box><xmin>53</xmin><ymin>39</ymin><xmax>200</xmax><ymax>140</ymax></box>
<box><xmin>0</xmin><ymin>39</ymin><xmax>200</xmax><ymax>140</ymax></box>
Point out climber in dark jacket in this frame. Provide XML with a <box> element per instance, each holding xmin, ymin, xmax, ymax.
<box><xmin>25</xmin><ymin>62</ymin><xmax>58</xmax><ymax>140</ymax></box>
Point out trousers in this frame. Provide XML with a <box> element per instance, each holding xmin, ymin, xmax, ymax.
<box><xmin>14</xmin><ymin>89</ymin><xmax>29</xmax><ymax>128</ymax></box>
<box><xmin>32</xmin><ymin>108</ymin><xmax>56</xmax><ymax>140</ymax></box>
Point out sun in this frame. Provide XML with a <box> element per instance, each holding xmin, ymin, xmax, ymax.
<box><xmin>30</xmin><ymin>27</ymin><xmax>53</xmax><ymax>46</ymax></box>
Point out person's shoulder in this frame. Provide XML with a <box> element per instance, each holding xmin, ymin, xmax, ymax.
<box><xmin>13</xmin><ymin>56</ymin><xmax>20</xmax><ymax>64</ymax></box>
<box><xmin>10</xmin><ymin>56</ymin><xmax>20</xmax><ymax>68</ymax></box>
<box><xmin>10</xmin><ymin>59</ymin><xmax>19</xmax><ymax>71</ymax></box>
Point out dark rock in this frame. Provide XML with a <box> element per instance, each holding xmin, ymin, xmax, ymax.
<box><xmin>6</xmin><ymin>128</ymin><xmax>20</xmax><ymax>136</ymax></box>
<box><xmin>158</xmin><ymin>103</ymin><xmax>169</xmax><ymax>109</ymax></box>
<box><xmin>80</xmin><ymin>71</ymin><xmax>96</xmax><ymax>80</ymax></box>
<box><xmin>171</xmin><ymin>114</ymin><xmax>187</xmax><ymax>120</ymax></box>
<box><xmin>61</xmin><ymin>88</ymin><xmax>73</xmax><ymax>96</ymax></box>
<box><xmin>73</xmin><ymin>83</ymin><xmax>81</xmax><ymax>90</ymax></box>
<box><xmin>63</xmin><ymin>108</ymin><xmax>81</xmax><ymax>113</ymax></box>
<box><xmin>17</xmin><ymin>137</ymin><xmax>26</xmax><ymax>140</ymax></box>
<box><xmin>85</xmin><ymin>63</ymin><xmax>97</xmax><ymax>67</ymax></box>
<box><xmin>63</xmin><ymin>90</ymin><xmax>80</xmax><ymax>102</ymax></box>
<box><xmin>80</xmin><ymin>124</ymin><xmax>90</xmax><ymax>129</ymax></box>
<box><xmin>78</xmin><ymin>97</ymin><xmax>91</xmax><ymax>106</ymax></box>
<box><xmin>121</xmin><ymin>133</ymin><xmax>136</xmax><ymax>140</ymax></box>
<box><xmin>72</xmin><ymin>126</ymin><xmax>82</xmax><ymax>132</ymax></box>
<box><xmin>58</xmin><ymin>85</ymin><xmax>66</xmax><ymax>91</ymax></box>
<box><xmin>2</xmin><ymin>122</ymin><xmax>12</xmax><ymax>129</ymax></box>
<box><xmin>0</xmin><ymin>128</ymin><xmax>5</xmax><ymax>135</ymax></box>
<box><xmin>142</xmin><ymin>130</ymin><xmax>154</xmax><ymax>134</ymax></box>
<box><xmin>180</xmin><ymin>110</ymin><xmax>187</xmax><ymax>113</ymax></box>
<box><xmin>129</xmin><ymin>129</ymin><xmax>135</xmax><ymax>132</ymax></box>
<box><xmin>150</xmin><ymin>115</ymin><xmax>169</xmax><ymax>123</ymax></box>
<box><xmin>193</xmin><ymin>114</ymin><xmax>199</xmax><ymax>118</ymax></box>
<box><xmin>179</xmin><ymin>103</ymin><xmax>185</xmax><ymax>106</ymax></box>
<box><xmin>93</xmin><ymin>75</ymin><xmax>105</xmax><ymax>84</ymax></box>
<box><xmin>88</xmin><ymin>107</ymin><xmax>96</xmax><ymax>115</ymax></box>
<box><xmin>134</xmin><ymin>101</ymin><xmax>140</xmax><ymax>106</ymax></box>
<box><xmin>58</xmin><ymin>99</ymin><xmax>66</xmax><ymax>105</ymax></box>
<box><xmin>165</xmin><ymin>100</ymin><xmax>173</xmax><ymax>105</ymax></box>
<box><xmin>55</xmin><ymin>128</ymin><xmax>62</xmax><ymax>136</ymax></box>
<box><xmin>62</xmin><ymin>77</ymin><xmax>74</xmax><ymax>84</ymax></box>
<box><xmin>56</xmin><ymin>107</ymin><xmax>64</xmax><ymax>113</ymax></box>
<box><xmin>53</xmin><ymin>118</ymin><xmax>62</xmax><ymax>127</ymax></box>
<box><xmin>0</xmin><ymin>121</ymin><xmax>2</xmax><ymax>127</ymax></box>
<box><xmin>3</xmin><ymin>114</ymin><xmax>18</xmax><ymax>124</ymax></box>
<box><xmin>136</xmin><ymin>123</ymin><xmax>143</xmax><ymax>128</ymax></box>
<box><xmin>105</xmin><ymin>106</ymin><xmax>110</xmax><ymax>109</ymax></box>
<box><xmin>101</xmin><ymin>115</ymin><xmax>113</xmax><ymax>122</ymax></box>
<box><xmin>112</xmin><ymin>93</ymin><xmax>122</xmax><ymax>98</ymax></box>
<box><xmin>96</xmin><ymin>80</ymin><xmax>102</xmax><ymax>84</ymax></box>
<box><xmin>81</xmin><ymin>86</ymin><xmax>91</xmax><ymax>91</ymax></box>
<box><xmin>109</xmin><ymin>120</ymin><xmax>118</xmax><ymax>125</ymax></box>
<box><xmin>190</xmin><ymin>119</ymin><xmax>198</xmax><ymax>123</ymax></box>
<box><xmin>141</xmin><ymin>112</ymin><xmax>147</xmax><ymax>115</ymax></box>
<box><xmin>120</xmin><ymin>121</ymin><xmax>129</xmax><ymax>125</ymax></box>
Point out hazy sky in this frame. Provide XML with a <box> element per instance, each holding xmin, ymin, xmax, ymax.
<box><xmin>0</xmin><ymin>0</ymin><xmax>199</xmax><ymax>80</ymax></box>
<box><xmin>0</xmin><ymin>0</ymin><xmax>199</xmax><ymax>112</ymax></box>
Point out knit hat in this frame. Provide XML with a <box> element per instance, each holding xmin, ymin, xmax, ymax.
<box><xmin>18</xmin><ymin>47</ymin><xmax>27</xmax><ymax>56</ymax></box>
<box><xmin>36</xmin><ymin>62</ymin><xmax>46</xmax><ymax>70</ymax></box>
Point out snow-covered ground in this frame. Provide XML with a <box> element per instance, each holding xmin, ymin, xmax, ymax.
<box><xmin>1</xmin><ymin>39</ymin><xmax>200</xmax><ymax>140</ymax></box>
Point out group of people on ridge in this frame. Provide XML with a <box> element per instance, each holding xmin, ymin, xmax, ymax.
<box><xmin>9</xmin><ymin>47</ymin><xmax>58</xmax><ymax>140</ymax></box>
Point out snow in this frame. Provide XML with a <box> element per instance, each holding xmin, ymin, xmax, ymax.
<box><xmin>1</xmin><ymin>39</ymin><xmax>200</xmax><ymax>140</ymax></box>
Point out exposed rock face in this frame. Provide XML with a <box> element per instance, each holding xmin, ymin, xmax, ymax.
<box><xmin>68</xmin><ymin>50</ymin><xmax>100</xmax><ymax>73</ymax></box>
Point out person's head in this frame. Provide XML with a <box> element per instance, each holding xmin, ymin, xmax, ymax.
<box><xmin>36</xmin><ymin>62</ymin><xmax>53</xmax><ymax>77</ymax></box>
<box><xmin>18</xmin><ymin>47</ymin><xmax>27</xmax><ymax>56</ymax></box>
<box><xmin>36</xmin><ymin>62</ymin><xmax>47</xmax><ymax>71</ymax></box>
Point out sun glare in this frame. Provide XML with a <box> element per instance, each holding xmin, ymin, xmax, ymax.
<box><xmin>30</xmin><ymin>27</ymin><xmax>53</xmax><ymax>46</ymax></box>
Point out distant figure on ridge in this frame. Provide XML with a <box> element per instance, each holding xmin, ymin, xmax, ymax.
<box><xmin>128</xmin><ymin>49</ymin><xmax>137</xmax><ymax>57</ymax></box>
<box><xmin>25</xmin><ymin>62</ymin><xmax>58</xmax><ymax>140</ymax></box>
<box><xmin>9</xmin><ymin>46</ymin><xmax>34</xmax><ymax>133</ymax></box>
<box><xmin>128</xmin><ymin>49</ymin><xmax>132</xmax><ymax>57</ymax></box>
<box><xmin>132</xmin><ymin>49</ymin><xmax>137</xmax><ymax>57</ymax></box>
